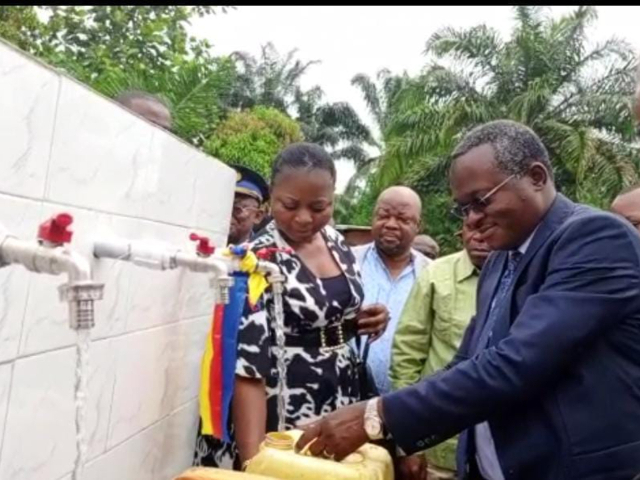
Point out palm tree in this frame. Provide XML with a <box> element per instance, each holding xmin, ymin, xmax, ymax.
<box><xmin>229</xmin><ymin>42</ymin><xmax>319</xmax><ymax>112</ymax></box>
<box><xmin>383</xmin><ymin>6</ymin><xmax>639</xmax><ymax>206</ymax></box>
<box><xmin>228</xmin><ymin>42</ymin><xmax>376</xmax><ymax>165</ymax></box>
<box><xmin>333</xmin><ymin>69</ymin><xmax>409</xmax><ymax>224</ymax></box>
<box><xmin>294</xmin><ymin>86</ymin><xmax>375</xmax><ymax>165</ymax></box>
<box><xmin>351</xmin><ymin>68</ymin><xmax>409</xmax><ymax>139</ymax></box>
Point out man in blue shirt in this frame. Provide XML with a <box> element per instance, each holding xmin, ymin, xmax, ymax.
<box><xmin>353</xmin><ymin>186</ymin><xmax>431</xmax><ymax>394</ymax></box>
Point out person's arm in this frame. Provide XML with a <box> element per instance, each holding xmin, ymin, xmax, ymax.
<box><xmin>233</xmin><ymin>306</ymin><xmax>271</xmax><ymax>464</ymax></box>
<box><xmin>390</xmin><ymin>269</ymin><xmax>435</xmax><ymax>390</ymax></box>
<box><xmin>233</xmin><ymin>377</ymin><xmax>267</xmax><ymax>464</ymax></box>
<box><xmin>382</xmin><ymin>215</ymin><xmax>640</xmax><ymax>455</ymax></box>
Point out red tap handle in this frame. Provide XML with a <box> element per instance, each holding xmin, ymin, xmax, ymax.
<box><xmin>255</xmin><ymin>247</ymin><xmax>293</xmax><ymax>260</ymax></box>
<box><xmin>189</xmin><ymin>233</ymin><xmax>215</xmax><ymax>256</ymax></box>
<box><xmin>38</xmin><ymin>213</ymin><xmax>74</xmax><ymax>244</ymax></box>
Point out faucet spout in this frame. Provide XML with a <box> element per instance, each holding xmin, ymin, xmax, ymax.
<box><xmin>173</xmin><ymin>252</ymin><xmax>234</xmax><ymax>304</ymax></box>
<box><xmin>256</xmin><ymin>260</ymin><xmax>285</xmax><ymax>292</ymax></box>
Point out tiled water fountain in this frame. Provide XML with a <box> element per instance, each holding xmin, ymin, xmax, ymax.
<box><xmin>0</xmin><ymin>39</ymin><xmax>235</xmax><ymax>480</ymax></box>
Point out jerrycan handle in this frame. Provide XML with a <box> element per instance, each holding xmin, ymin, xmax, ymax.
<box><xmin>297</xmin><ymin>437</ymin><xmax>319</xmax><ymax>457</ymax></box>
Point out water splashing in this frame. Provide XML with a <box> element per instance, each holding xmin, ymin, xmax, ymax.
<box><xmin>72</xmin><ymin>328</ymin><xmax>91</xmax><ymax>480</ymax></box>
<box><xmin>272</xmin><ymin>283</ymin><xmax>287</xmax><ymax>432</ymax></box>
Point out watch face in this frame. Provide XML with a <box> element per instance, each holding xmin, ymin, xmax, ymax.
<box><xmin>365</xmin><ymin>417</ymin><xmax>381</xmax><ymax>436</ymax></box>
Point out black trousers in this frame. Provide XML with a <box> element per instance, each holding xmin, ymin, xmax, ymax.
<box><xmin>466</xmin><ymin>456</ymin><xmax>487</xmax><ymax>480</ymax></box>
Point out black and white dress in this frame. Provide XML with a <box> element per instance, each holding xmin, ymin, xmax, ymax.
<box><xmin>194</xmin><ymin>221</ymin><xmax>364</xmax><ymax>469</ymax></box>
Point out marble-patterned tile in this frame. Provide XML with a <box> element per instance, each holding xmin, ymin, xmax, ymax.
<box><xmin>162</xmin><ymin>317</ymin><xmax>210</xmax><ymax>413</ymax></box>
<box><xmin>104</xmin><ymin>216</ymin><xmax>189</xmax><ymax>333</ymax></box>
<box><xmin>0</xmin><ymin>363</ymin><xmax>13</xmax><ymax>463</ymax></box>
<box><xmin>0</xmin><ymin>195</ymin><xmax>43</xmax><ymax>363</ymax></box>
<box><xmin>154</xmin><ymin>400</ymin><xmax>200</xmax><ymax>480</ymax></box>
<box><xmin>192</xmin><ymin>151</ymin><xmax>235</xmax><ymax>235</ymax></box>
<box><xmin>139</xmin><ymin>131</ymin><xmax>201</xmax><ymax>227</ymax></box>
<box><xmin>45</xmin><ymin>76</ymin><xmax>156</xmax><ymax>220</ymax></box>
<box><xmin>83</xmin><ymin>418</ymin><xmax>164</xmax><ymax>480</ymax></box>
<box><xmin>107</xmin><ymin>317</ymin><xmax>209</xmax><ymax>448</ymax></box>
<box><xmin>0</xmin><ymin>338</ymin><xmax>116</xmax><ymax>480</ymax></box>
<box><xmin>0</xmin><ymin>41</ymin><xmax>60</xmax><ymax>199</ymax></box>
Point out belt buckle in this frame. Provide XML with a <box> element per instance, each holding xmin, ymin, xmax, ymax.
<box><xmin>320</xmin><ymin>324</ymin><xmax>345</xmax><ymax>353</ymax></box>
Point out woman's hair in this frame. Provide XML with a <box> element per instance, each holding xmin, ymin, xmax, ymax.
<box><xmin>271</xmin><ymin>142</ymin><xmax>336</xmax><ymax>185</ymax></box>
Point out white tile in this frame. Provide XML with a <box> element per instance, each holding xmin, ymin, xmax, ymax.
<box><xmin>163</xmin><ymin>317</ymin><xmax>210</xmax><ymax>413</ymax></box>
<box><xmin>0</xmin><ymin>195</ymin><xmax>43</xmax><ymax>362</ymax></box>
<box><xmin>155</xmin><ymin>400</ymin><xmax>200</xmax><ymax>480</ymax></box>
<box><xmin>107</xmin><ymin>217</ymin><xmax>188</xmax><ymax>333</ymax></box>
<box><xmin>84</xmin><ymin>419</ymin><xmax>165</xmax><ymax>480</ymax></box>
<box><xmin>107</xmin><ymin>317</ymin><xmax>209</xmax><ymax>448</ymax></box>
<box><xmin>0</xmin><ymin>339</ymin><xmax>116</xmax><ymax>480</ymax></box>
<box><xmin>192</xmin><ymin>152</ymin><xmax>235</xmax><ymax>234</ymax></box>
<box><xmin>45</xmin><ymin>76</ymin><xmax>232</xmax><ymax>229</ymax></box>
<box><xmin>0</xmin><ymin>363</ymin><xmax>13</xmax><ymax>461</ymax></box>
<box><xmin>178</xmin><ymin>270</ymin><xmax>216</xmax><ymax>321</ymax></box>
<box><xmin>0</xmin><ymin>42</ymin><xmax>60</xmax><ymax>199</ymax></box>
<box><xmin>18</xmin><ymin>205</ymin><xmax>107</xmax><ymax>356</ymax></box>
<box><xmin>140</xmin><ymin>131</ymin><xmax>201</xmax><ymax>226</ymax></box>
<box><xmin>45</xmin><ymin>77</ymin><xmax>156</xmax><ymax>219</ymax></box>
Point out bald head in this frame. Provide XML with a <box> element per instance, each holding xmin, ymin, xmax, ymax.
<box><xmin>376</xmin><ymin>186</ymin><xmax>422</xmax><ymax>216</ymax></box>
<box><xmin>413</xmin><ymin>234</ymin><xmax>439</xmax><ymax>259</ymax></box>
<box><xmin>115</xmin><ymin>90</ymin><xmax>172</xmax><ymax>131</ymax></box>
<box><xmin>372</xmin><ymin>186</ymin><xmax>422</xmax><ymax>258</ymax></box>
<box><xmin>612</xmin><ymin>186</ymin><xmax>640</xmax><ymax>234</ymax></box>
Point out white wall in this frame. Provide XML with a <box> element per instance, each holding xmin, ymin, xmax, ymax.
<box><xmin>0</xmin><ymin>40</ymin><xmax>235</xmax><ymax>480</ymax></box>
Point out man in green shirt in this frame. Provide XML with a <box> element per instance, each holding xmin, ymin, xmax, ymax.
<box><xmin>390</xmin><ymin>223</ymin><xmax>490</xmax><ymax>480</ymax></box>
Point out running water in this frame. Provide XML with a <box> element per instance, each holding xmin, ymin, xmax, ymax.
<box><xmin>72</xmin><ymin>328</ymin><xmax>91</xmax><ymax>480</ymax></box>
<box><xmin>272</xmin><ymin>283</ymin><xmax>287</xmax><ymax>432</ymax></box>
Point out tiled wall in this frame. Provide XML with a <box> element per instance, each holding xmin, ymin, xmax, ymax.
<box><xmin>0</xmin><ymin>40</ymin><xmax>235</xmax><ymax>480</ymax></box>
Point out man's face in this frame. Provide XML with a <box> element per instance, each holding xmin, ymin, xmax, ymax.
<box><xmin>128</xmin><ymin>98</ymin><xmax>172</xmax><ymax>131</ymax></box>
<box><xmin>450</xmin><ymin>144</ymin><xmax>543</xmax><ymax>251</ymax></box>
<box><xmin>611</xmin><ymin>189</ymin><xmax>640</xmax><ymax>234</ymax></box>
<box><xmin>228</xmin><ymin>193</ymin><xmax>264</xmax><ymax>245</ymax></box>
<box><xmin>372</xmin><ymin>197</ymin><xmax>420</xmax><ymax>258</ymax></box>
<box><xmin>461</xmin><ymin>222</ymin><xmax>491</xmax><ymax>269</ymax></box>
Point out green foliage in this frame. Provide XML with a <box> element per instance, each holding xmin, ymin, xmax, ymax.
<box><xmin>33</xmin><ymin>6</ymin><xmax>228</xmax><ymax>82</ymax></box>
<box><xmin>348</xmin><ymin>6</ymin><xmax>640</xmax><ymax>255</ymax></box>
<box><xmin>204</xmin><ymin>106</ymin><xmax>303</xmax><ymax>178</ymax></box>
<box><xmin>0</xmin><ymin>6</ymin><xmax>236</xmax><ymax>147</ymax></box>
<box><xmin>0</xmin><ymin>6</ymin><xmax>42</xmax><ymax>52</ymax></box>
<box><xmin>92</xmin><ymin>58</ymin><xmax>237</xmax><ymax>146</ymax></box>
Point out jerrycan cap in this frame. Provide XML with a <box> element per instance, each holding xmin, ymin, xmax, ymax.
<box><xmin>265</xmin><ymin>432</ymin><xmax>294</xmax><ymax>450</ymax></box>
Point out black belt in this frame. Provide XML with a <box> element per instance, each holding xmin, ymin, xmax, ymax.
<box><xmin>270</xmin><ymin>322</ymin><xmax>357</xmax><ymax>348</ymax></box>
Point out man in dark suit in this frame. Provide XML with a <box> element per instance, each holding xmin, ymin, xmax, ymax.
<box><xmin>296</xmin><ymin>120</ymin><xmax>640</xmax><ymax>480</ymax></box>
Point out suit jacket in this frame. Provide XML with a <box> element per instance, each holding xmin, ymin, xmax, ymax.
<box><xmin>382</xmin><ymin>194</ymin><xmax>640</xmax><ymax>480</ymax></box>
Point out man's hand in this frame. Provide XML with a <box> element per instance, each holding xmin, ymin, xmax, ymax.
<box><xmin>398</xmin><ymin>454</ymin><xmax>428</xmax><ymax>480</ymax></box>
<box><xmin>356</xmin><ymin>303</ymin><xmax>389</xmax><ymax>341</ymax></box>
<box><xmin>295</xmin><ymin>401</ymin><xmax>369</xmax><ymax>461</ymax></box>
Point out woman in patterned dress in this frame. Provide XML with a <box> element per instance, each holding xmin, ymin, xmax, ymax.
<box><xmin>194</xmin><ymin>143</ymin><xmax>389</xmax><ymax>469</ymax></box>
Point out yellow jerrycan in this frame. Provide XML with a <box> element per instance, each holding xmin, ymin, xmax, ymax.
<box><xmin>173</xmin><ymin>467</ymin><xmax>278</xmax><ymax>480</ymax></box>
<box><xmin>245</xmin><ymin>430</ymin><xmax>394</xmax><ymax>480</ymax></box>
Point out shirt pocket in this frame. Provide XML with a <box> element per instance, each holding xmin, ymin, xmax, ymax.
<box><xmin>432</xmin><ymin>287</ymin><xmax>473</xmax><ymax>348</ymax></box>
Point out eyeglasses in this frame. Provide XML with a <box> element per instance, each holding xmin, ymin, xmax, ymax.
<box><xmin>450</xmin><ymin>174</ymin><xmax>516</xmax><ymax>219</ymax></box>
<box><xmin>232</xmin><ymin>203</ymin><xmax>260</xmax><ymax>219</ymax></box>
